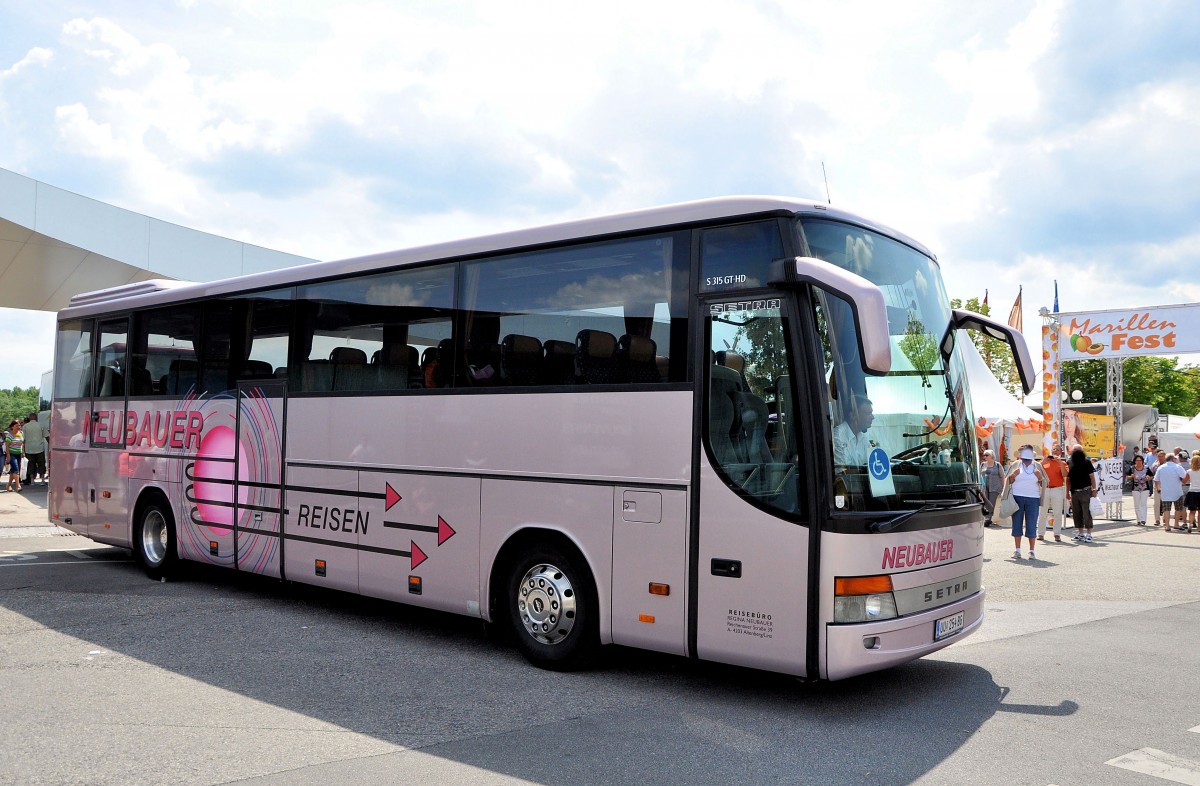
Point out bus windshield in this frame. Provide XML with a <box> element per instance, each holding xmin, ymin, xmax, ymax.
<box><xmin>798</xmin><ymin>218</ymin><xmax>978</xmax><ymax>512</ymax></box>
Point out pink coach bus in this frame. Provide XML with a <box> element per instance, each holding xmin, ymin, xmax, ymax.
<box><xmin>49</xmin><ymin>197</ymin><xmax>1031</xmax><ymax>680</ymax></box>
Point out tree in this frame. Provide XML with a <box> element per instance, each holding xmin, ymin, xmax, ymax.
<box><xmin>733</xmin><ymin>312</ymin><xmax>790</xmax><ymax>398</ymax></box>
<box><xmin>949</xmin><ymin>297</ymin><xmax>1022</xmax><ymax>397</ymax></box>
<box><xmin>1062</xmin><ymin>356</ymin><xmax>1200</xmax><ymax>415</ymax></box>
<box><xmin>0</xmin><ymin>387</ymin><xmax>40</xmax><ymax>428</ymax></box>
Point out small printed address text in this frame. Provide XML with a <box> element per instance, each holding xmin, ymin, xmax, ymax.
<box><xmin>726</xmin><ymin>608</ymin><xmax>774</xmax><ymax>639</ymax></box>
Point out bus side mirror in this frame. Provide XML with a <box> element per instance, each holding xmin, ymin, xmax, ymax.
<box><xmin>941</xmin><ymin>309</ymin><xmax>1036</xmax><ymax>395</ymax></box>
<box><xmin>768</xmin><ymin>256</ymin><xmax>891</xmax><ymax>376</ymax></box>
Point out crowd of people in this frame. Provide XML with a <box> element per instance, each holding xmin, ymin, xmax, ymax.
<box><xmin>3</xmin><ymin>412</ymin><xmax>47</xmax><ymax>492</ymax></box>
<box><xmin>980</xmin><ymin>438</ymin><xmax>1200</xmax><ymax>561</ymax></box>
<box><xmin>1134</xmin><ymin>440</ymin><xmax>1200</xmax><ymax>532</ymax></box>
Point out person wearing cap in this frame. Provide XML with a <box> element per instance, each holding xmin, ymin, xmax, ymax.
<box><xmin>1067</xmin><ymin>444</ymin><xmax>1099</xmax><ymax>542</ymax></box>
<box><xmin>1004</xmin><ymin>444</ymin><xmax>1047</xmax><ymax>560</ymax></box>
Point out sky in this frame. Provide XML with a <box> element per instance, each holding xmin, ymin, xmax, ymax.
<box><xmin>1</xmin><ymin>0</ymin><xmax>1199</xmax><ymax>391</ymax></box>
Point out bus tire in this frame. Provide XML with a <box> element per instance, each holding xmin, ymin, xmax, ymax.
<box><xmin>135</xmin><ymin>498</ymin><xmax>178</xmax><ymax>581</ymax></box>
<box><xmin>504</xmin><ymin>543</ymin><xmax>600</xmax><ymax>671</ymax></box>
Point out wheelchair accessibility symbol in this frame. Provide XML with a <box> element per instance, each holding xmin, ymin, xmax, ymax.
<box><xmin>869</xmin><ymin>448</ymin><xmax>890</xmax><ymax>480</ymax></box>
<box><xmin>867</xmin><ymin>447</ymin><xmax>896</xmax><ymax>496</ymax></box>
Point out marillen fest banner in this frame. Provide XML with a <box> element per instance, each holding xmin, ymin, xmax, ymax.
<box><xmin>1058</xmin><ymin>304</ymin><xmax>1200</xmax><ymax>360</ymax></box>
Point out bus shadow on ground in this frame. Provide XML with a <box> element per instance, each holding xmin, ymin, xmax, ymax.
<box><xmin>3</xmin><ymin>557</ymin><xmax>1073</xmax><ymax>785</ymax></box>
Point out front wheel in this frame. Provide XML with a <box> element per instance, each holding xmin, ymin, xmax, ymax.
<box><xmin>136</xmin><ymin>500</ymin><xmax>178</xmax><ymax>581</ymax></box>
<box><xmin>505</xmin><ymin>544</ymin><xmax>600</xmax><ymax>671</ymax></box>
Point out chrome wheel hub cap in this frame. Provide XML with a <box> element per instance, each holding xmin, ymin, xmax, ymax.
<box><xmin>142</xmin><ymin>511</ymin><xmax>167</xmax><ymax>565</ymax></box>
<box><xmin>516</xmin><ymin>563</ymin><xmax>576</xmax><ymax>645</ymax></box>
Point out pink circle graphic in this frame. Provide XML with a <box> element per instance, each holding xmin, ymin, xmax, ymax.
<box><xmin>193</xmin><ymin>426</ymin><xmax>248</xmax><ymax>527</ymax></box>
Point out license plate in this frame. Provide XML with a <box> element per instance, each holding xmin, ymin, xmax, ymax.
<box><xmin>934</xmin><ymin>610</ymin><xmax>965</xmax><ymax>641</ymax></box>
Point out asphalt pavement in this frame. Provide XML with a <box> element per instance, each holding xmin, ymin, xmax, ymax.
<box><xmin>3</xmin><ymin>487</ymin><xmax>1199</xmax><ymax>785</ymax></box>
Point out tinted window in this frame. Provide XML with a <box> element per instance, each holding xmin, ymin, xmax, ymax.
<box><xmin>460</xmin><ymin>232</ymin><xmax>688</xmax><ymax>387</ymax></box>
<box><xmin>195</xmin><ymin>290</ymin><xmax>293</xmax><ymax>396</ymax></box>
<box><xmin>295</xmin><ymin>267</ymin><xmax>454</xmax><ymax>392</ymax></box>
<box><xmin>131</xmin><ymin>305</ymin><xmax>199</xmax><ymax>396</ymax></box>
<box><xmin>93</xmin><ymin>318</ymin><xmax>128</xmax><ymax>400</ymax></box>
<box><xmin>54</xmin><ymin>319</ymin><xmax>93</xmax><ymax>399</ymax></box>
<box><xmin>242</xmin><ymin>293</ymin><xmax>293</xmax><ymax>381</ymax></box>
<box><xmin>700</xmin><ymin>221</ymin><xmax>784</xmax><ymax>293</ymax></box>
<box><xmin>706</xmin><ymin>300</ymin><xmax>801</xmax><ymax>515</ymax></box>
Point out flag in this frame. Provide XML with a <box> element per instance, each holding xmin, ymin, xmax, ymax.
<box><xmin>1007</xmin><ymin>287</ymin><xmax>1023</xmax><ymax>332</ymax></box>
<box><xmin>1053</xmin><ymin>280</ymin><xmax>1059</xmax><ymax>313</ymax></box>
<box><xmin>983</xmin><ymin>289</ymin><xmax>988</xmax><ymax>311</ymax></box>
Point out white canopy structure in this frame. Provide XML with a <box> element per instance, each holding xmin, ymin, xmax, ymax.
<box><xmin>960</xmin><ymin>332</ymin><xmax>1040</xmax><ymax>427</ymax></box>
<box><xmin>0</xmin><ymin>166</ymin><xmax>318</xmax><ymax>312</ymax></box>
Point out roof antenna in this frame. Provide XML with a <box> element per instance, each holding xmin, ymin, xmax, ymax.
<box><xmin>821</xmin><ymin>162</ymin><xmax>832</xmax><ymax>204</ymax></box>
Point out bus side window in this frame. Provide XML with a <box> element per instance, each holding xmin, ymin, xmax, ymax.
<box><xmin>131</xmin><ymin>305</ymin><xmax>199</xmax><ymax>398</ymax></box>
<box><xmin>241</xmin><ymin>294</ymin><xmax>293</xmax><ymax>384</ymax></box>
<box><xmin>706</xmin><ymin>305</ymin><xmax>801</xmax><ymax>514</ymax></box>
<box><xmin>93</xmin><ymin>318</ymin><xmax>128</xmax><ymax>401</ymax></box>
<box><xmin>460</xmin><ymin>230</ymin><xmax>688</xmax><ymax>390</ymax></box>
<box><xmin>54</xmin><ymin>319</ymin><xmax>94</xmax><ymax>400</ymax></box>
<box><xmin>296</xmin><ymin>267</ymin><xmax>454</xmax><ymax>394</ymax></box>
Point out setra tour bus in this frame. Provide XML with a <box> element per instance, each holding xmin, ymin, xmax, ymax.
<box><xmin>49</xmin><ymin>197</ymin><xmax>1032</xmax><ymax>680</ymax></box>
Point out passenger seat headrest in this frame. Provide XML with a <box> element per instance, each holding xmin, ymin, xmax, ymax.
<box><xmin>329</xmin><ymin>346</ymin><xmax>368</xmax><ymax>364</ymax></box>
<box><xmin>716</xmin><ymin>351</ymin><xmax>745</xmax><ymax>374</ymax></box>
<box><xmin>504</xmin><ymin>334</ymin><xmax>542</xmax><ymax>356</ymax></box>
<box><xmin>577</xmin><ymin>330</ymin><xmax>617</xmax><ymax>358</ymax></box>
<box><xmin>622</xmin><ymin>335</ymin><xmax>656</xmax><ymax>362</ymax></box>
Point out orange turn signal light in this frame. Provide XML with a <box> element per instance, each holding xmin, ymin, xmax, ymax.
<box><xmin>648</xmin><ymin>582</ymin><xmax>670</xmax><ymax>596</ymax></box>
<box><xmin>834</xmin><ymin>575</ymin><xmax>894</xmax><ymax>596</ymax></box>
<box><xmin>638</xmin><ymin>614</ymin><xmax>656</xmax><ymax>624</ymax></box>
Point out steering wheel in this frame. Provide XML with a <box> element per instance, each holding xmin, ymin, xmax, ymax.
<box><xmin>892</xmin><ymin>441</ymin><xmax>939</xmax><ymax>465</ymax></box>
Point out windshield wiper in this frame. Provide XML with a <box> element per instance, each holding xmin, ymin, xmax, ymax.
<box><xmin>869</xmin><ymin>505</ymin><xmax>936</xmax><ymax>534</ymax></box>
<box><xmin>869</xmin><ymin>493</ymin><xmax>976</xmax><ymax>533</ymax></box>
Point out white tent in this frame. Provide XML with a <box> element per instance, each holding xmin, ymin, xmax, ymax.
<box><xmin>960</xmin><ymin>332</ymin><xmax>1040</xmax><ymax>426</ymax></box>
<box><xmin>1159</xmin><ymin>412</ymin><xmax>1200</xmax><ymax>454</ymax></box>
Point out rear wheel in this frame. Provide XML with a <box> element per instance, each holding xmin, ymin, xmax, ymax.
<box><xmin>505</xmin><ymin>543</ymin><xmax>600</xmax><ymax>670</ymax></box>
<box><xmin>136</xmin><ymin>499</ymin><xmax>178</xmax><ymax>581</ymax></box>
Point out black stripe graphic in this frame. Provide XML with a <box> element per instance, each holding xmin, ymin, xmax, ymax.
<box><xmin>285</xmin><ymin>532</ymin><xmax>411</xmax><ymax>558</ymax></box>
<box><xmin>237</xmin><ymin>526</ymin><xmax>281</xmax><ymax>538</ymax></box>
<box><xmin>285</xmin><ymin>484</ymin><xmax>386</xmax><ymax>500</ymax></box>
<box><xmin>383</xmin><ymin>520</ymin><xmax>438</xmax><ymax>533</ymax></box>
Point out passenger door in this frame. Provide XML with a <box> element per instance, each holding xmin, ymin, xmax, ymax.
<box><xmin>234</xmin><ymin>379</ymin><xmax>286</xmax><ymax>578</ymax></box>
<box><xmin>88</xmin><ymin>317</ymin><xmax>130</xmax><ymax>542</ymax></box>
<box><xmin>693</xmin><ymin>295</ymin><xmax>813</xmax><ymax>677</ymax></box>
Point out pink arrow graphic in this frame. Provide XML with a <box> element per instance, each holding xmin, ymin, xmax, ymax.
<box><xmin>410</xmin><ymin>540</ymin><xmax>427</xmax><ymax>570</ymax></box>
<box><xmin>437</xmin><ymin>515</ymin><xmax>456</xmax><ymax>546</ymax></box>
<box><xmin>385</xmin><ymin>483</ymin><xmax>402</xmax><ymax>511</ymax></box>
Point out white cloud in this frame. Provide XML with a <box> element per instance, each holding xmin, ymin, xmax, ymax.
<box><xmin>3</xmin><ymin>1</ymin><xmax>1200</xmax><ymax>388</ymax></box>
<box><xmin>0</xmin><ymin>312</ymin><xmax>57</xmax><ymax>391</ymax></box>
<box><xmin>1</xmin><ymin>47</ymin><xmax>54</xmax><ymax>79</ymax></box>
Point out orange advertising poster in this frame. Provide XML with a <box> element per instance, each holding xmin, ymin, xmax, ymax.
<box><xmin>1063</xmin><ymin>411</ymin><xmax>1117</xmax><ymax>458</ymax></box>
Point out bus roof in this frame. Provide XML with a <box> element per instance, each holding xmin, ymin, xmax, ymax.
<box><xmin>60</xmin><ymin>196</ymin><xmax>933</xmax><ymax>317</ymax></box>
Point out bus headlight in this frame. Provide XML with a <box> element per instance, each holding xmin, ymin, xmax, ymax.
<box><xmin>833</xmin><ymin>575</ymin><xmax>899</xmax><ymax>623</ymax></box>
